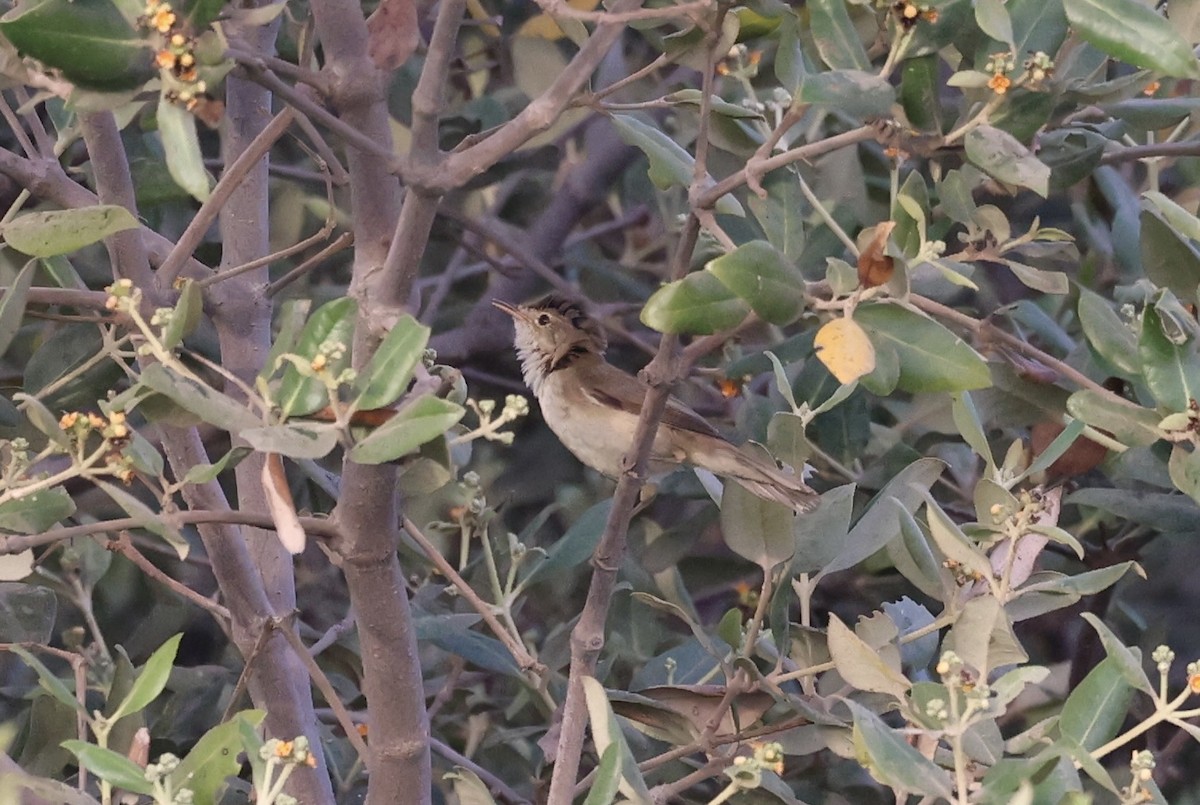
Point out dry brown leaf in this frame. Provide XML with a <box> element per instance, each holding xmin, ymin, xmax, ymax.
<box><xmin>367</xmin><ymin>0</ymin><xmax>421</xmax><ymax>71</ymax></box>
<box><xmin>857</xmin><ymin>220</ymin><xmax>896</xmax><ymax>288</ymax></box>
<box><xmin>261</xmin><ymin>452</ymin><xmax>306</xmax><ymax>554</ymax></box>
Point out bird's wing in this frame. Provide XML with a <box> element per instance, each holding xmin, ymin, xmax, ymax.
<box><xmin>582</xmin><ymin>364</ymin><xmax>724</xmax><ymax>439</ymax></box>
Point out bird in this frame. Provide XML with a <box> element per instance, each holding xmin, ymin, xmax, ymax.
<box><xmin>492</xmin><ymin>295</ymin><xmax>819</xmax><ymax>513</ymax></box>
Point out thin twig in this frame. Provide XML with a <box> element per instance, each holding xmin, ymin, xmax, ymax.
<box><xmin>0</xmin><ymin>509</ymin><xmax>341</xmax><ymax>555</ymax></box>
<box><xmin>276</xmin><ymin>617</ymin><xmax>371</xmax><ymax>765</ymax></box>
<box><xmin>908</xmin><ymin>293</ymin><xmax>1126</xmax><ymax>403</ymax></box>
<box><xmin>12</xmin><ymin>87</ymin><xmax>54</xmax><ymax>157</ymax></box>
<box><xmin>265</xmin><ymin>231</ymin><xmax>355</xmax><ymax>297</ymax></box>
<box><xmin>402</xmin><ymin>517</ymin><xmax>546</xmax><ymax>676</ymax></box>
<box><xmin>546</xmin><ymin>12</ymin><xmax>728</xmax><ymax>797</ymax></box>
<box><xmin>696</xmin><ymin>125</ymin><xmax>879</xmax><ymax>210</ymax></box>
<box><xmin>290</xmin><ymin>109</ymin><xmax>350</xmax><ymax>184</ymax></box>
<box><xmin>199</xmin><ymin>222</ymin><xmax>339</xmax><ymax>289</ymax></box>
<box><xmin>534</xmin><ymin>0</ymin><xmax>711</xmax><ymax>23</ymax></box>
<box><xmin>236</xmin><ymin>63</ymin><xmax>400</xmax><ymax>169</ymax></box>
<box><xmin>439</xmin><ymin>0</ymin><xmax>642</xmax><ymax>191</ymax></box>
<box><xmin>0</xmin><ymin>93</ymin><xmax>36</xmax><ymax>158</ymax></box>
<box><xmin>157</xmin><ymin>107</ymin><xmax>298</xmax><ymax>288</ymax></box>
<box><xmin>108</xmin><ymin>531</ymin><xmax>232</xmax><ymax>622</ymax></box>
<box><xmin>219</xmin><ymin>620</ymin><xmax>275</xmax><ymax>724</ymax></box>
<box><xmin>430</xmin><ymin>737</ymin><xmax>531</xmax><ymax>804</ymax></box>
<box><xmin>308</xmin><ymin>610</ymin><xmax>357</xmax><ymax>657</ymax></box>
<box><xmin>1099</xmin><ymin>139</ymin><xmax>1200</xmax><ymax>165</ymax></box>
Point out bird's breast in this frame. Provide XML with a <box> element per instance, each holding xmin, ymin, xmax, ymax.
<box><xmin>538</xmin><ymin>372</ymin><xmax>672</xmax><ymax>477</ymax></box>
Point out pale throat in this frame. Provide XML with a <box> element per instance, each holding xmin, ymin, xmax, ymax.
<box><xmin>512</xmin><ymin>327</ymin><xmax>595</xmax><ymax>395</ymax></box>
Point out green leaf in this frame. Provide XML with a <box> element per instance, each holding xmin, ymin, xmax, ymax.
<box><xmin>241</xmin><ymin>423</ymin><xmax>340</xmax><ymax>459</ymax></box>
<box><xmin>964</xmin><ymin>126</ymin><xmax>1050</xmax><ymax>197</ymax></box>
<box><xmin>0</xmin><ymin>487</ymin><xmax>75</xmax><ymax>534</ymax></box>
<box><xmin>641</xmin><ymin>271</ymin><xmax>750</xmax><ymax>334</ymax></box>
<box><xmin>61</xmin><ymin>741</ymin><xmax>153</xmax><ymax>795</ymax></box>
<box><xmin>808</xmin><ymin>0</ymin><xmax>870</xmax><ymax>70</ymax></box>
<box><xmin>170</xmin><ymin>710</ymin><xmax>266</xmax><ymax>804</ymax></box>
<box><xmin>975</xmin><ymin>0</ymin><xmax>1015</xmax><ymax>52</ymax></box>
<box><xmin>1002</xmin><ymin>260</ymin><xmax>1068</xmax><ymax>294</ymax></box>
<box><xmin>1077</xmin><ymin>287</ymin><xmax>1140</xmax><ymax>377</ymax></box>
<box><xmin>748</xmin><ymin>170</ymin><xmax>806</xmax><ymax>260</ymax></box>
<box><xmin>1080</xmin><ymin>613</ymin><xmax>1153</xmax><ymax>695</ymax></box>
<box><xmin>900</xmin><ymin>55</ymin><xmax>942</xmax><ymax>133</ymax></box>
<box><xmin>13</xmin><ymin>392</ymin><xmax>72</xmax><ymax>449</ymax></box>
<box><xmin>140</xmin><ymin>364</ymin><xmax>261</xmax><ymax>433</ymax></box>
<box><xmin>1009</xmin><ymin>0</ymin><xmax>1070</xmax><ymax>59</ymax></box>
<box><xmin>1069</xmin><ymin>485</ymin><xmax>1200</xmax><ymax>534</ymax></box>
<box><xmin>2</xmin><ymin>207</ymin><xmax>140</xmax><ymax>258</ymax></box>
<box><xmin>157</xmin><ymin>96</ymin><xmax>211</xmax><ymax>203</ymax></box>
<box><xmin>720</xmin><ymin>469</ymin><xmax>795</xmax><ymax>572</ymax></box>
<box><xmin>180</xmin><ymin>445</ymin><xmax>253</xmax><ymax>485</ymax></box>
<box><xmin>415</xmin><ymin>614</ymin><xmax>519</xmax><ymax>675</ymax></box>
<box><xmin>1065</xmin><ymin>390</ymin><xmax>1160</xmax><ymax>447</ymax></box>
<box><xmin>8</xmin><ymin>646</ymin><xmax>84</xmax><ymax>713</ymax></box>
<box><xmin>661</xmin><ymin>89</ymin><xmax>764</xmax><ymax>119</ymax></box>
<box><xmin>0</xmin><ymin>0</ymin><xmax>154</xmax><ymax>91</ymax></box>
<box><xmin>798</xmin><ymin>69</ymin><xmax>896</xmax><ymax>118</ymax></box>
<box><xmin>854</xmin><ymin>303</ymin><xmax>991</xmax><ymax>393</ymax></box>
<box><xmin>846</xmin><ymin>700</ymin><xmax>954</xmax><ymax>798</ymax></box>
<box><xmin>1139</xmin><ymin>305</ymin><xmax>1200</xmax><ymax>411</ymax></box>
<box><xmin>924</xmin><ymin>493</ymin><xmax>994</xmax><ymax>582</ymax></box>
<box><xmin>1170</xmin><ymin>444</ymin><xmax>1200</xmax><ymax>504</ymax></box>
<box><xmin>354</xmin><ymin>314</ymin><xmax>430</xmax><ymax>410</ymax></box>
<box><xmin>1059</xmin><ymin>656</ymin><xmax>1134</xmax><ymax>751</ymax></box>
<box><xmin>793</xmin><ymin>483</ymin><xmax>854</xmax><ymax>574</ymax></box>
<box><xmin>109</xmin><ymin>633</ymin><xmax>182</xmax><ymax>722</ymax></box>
<box><xmin>888</xmin><ymin>503</ymin><xmax>950</xmax><ymax>599</ymax></box>
<box><xmin>159</xmin><ymin>278</ymin><xmax>202</xmax><ymax>351</ymax></box>
<box><xmin>952</xmin><ymin>392</ymin><xmax>996</xmax><ymax>475</ymax></box>
<box><xmin>0</xmin><ymin>260</ymin><xmax>35</xmax><ymax>358</ymax></box>
<box><xmin>822</xmin><ymin>458</ymin><xmax>946</xmax><ymax>576</ymax></box>
<box><xmin>275</xmin><ymin>297</ymin><xmax>357</xmax><ymax>417</ymax></box>
<box><xmin>445</xmin><ymin>767</ymin><xmax>499</xmax><ymax>805</ymax></box>
<box><xmin>94</xmin><ymin>479</ymin><xmax>189</xmax><ymax>559</ymax></box>
<box><xmin>610</xmin><ymin>114</ymin><xmax>743</xmax><ymax>217</ymax></box>
<box><xmin>705</xmin><ymin>240</ymin><xmax>805</xmax><ymax>325</ymax></box>
<box><xmin>581</xmin><ymin>677</ymin><xmax>653</xmax><ymax>803</ymax></box>
<box><xmin>947</xmin><ymin>596</ymin><xmax>1004</xmax><ymax>674</ymax></box>
<box><xmin>1139</xmin><ymin>208</ymin><xmax>1200</xmax><ymax>304</ymax></box>
<box><xmin>521</xmin><ymin>500</ymin><xmax>611</xmax><ymax>588</ymax></box>
<box><xmin>774</xmin><ymin>13</ymin><xmax>808</xmax><ymax>91</ymax></box>
<box><xmin>1143</xmin><ymin>190</ymin><xmax>1200</xmax><ymax>243</ymax></box>
<box><xmin>348</xmin><ymin>394</ymin><xmax>464</xmax><ymax>464</ymax></box>
<box><xmin>1064</xmin><ymin>0</ymin><xmax>1200</xmax><ymax>78</ymax></box>
<box><xmin>582</xmin><ymin>744</ymin><xmax>622</xmax><ymax>805</ymax></box>
<box><xmin>828</xmin><ymin>615</ymin><xmax>910</xmax><ymax>699</ymax></box>
<box><xmin>0</xmin><ymin>584</ymin><xmax>56</xmax><ymax>643</ymax></box>
<box><xmin>260</xmin><ymin>298</ymin><xmax>310</xmax><ymax>383</ymax></box>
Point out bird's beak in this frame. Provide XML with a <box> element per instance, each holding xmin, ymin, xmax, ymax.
<box><xmin>491</xmin><ymin>299</ymin><xmax>524</xmax><ymax>320</ymax></box>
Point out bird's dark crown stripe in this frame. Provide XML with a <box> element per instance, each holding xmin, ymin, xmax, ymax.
<box><xmin>532</xmin><ymin>294</ymin><xmax>590</xmax><ymax>327</ymax></box>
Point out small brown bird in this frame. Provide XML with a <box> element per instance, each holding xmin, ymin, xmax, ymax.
<box><xmin>493</xmin><ymin>295</ymin><xmax>819</xmax><ymax>512</ymax></box>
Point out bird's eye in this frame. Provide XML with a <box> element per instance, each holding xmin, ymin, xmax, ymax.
<box><xmin>536</xmin><ymin>313</ymin><xmax>551</xmax><ymax>326</ymax></box>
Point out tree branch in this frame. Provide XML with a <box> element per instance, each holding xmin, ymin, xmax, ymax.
<box><xmin>156</xmin><ymin>107</ymin><xmax>297</xmax><ymax>288</ymax></box>
<box><xmin>437</xmin><ymin>0</ymin><xmax>639</xmax><ymax>190</ymax></box>
<box><xmin>307</xmin><ymin>0</ymin><xmax>431</xmax><ymax>794</ymax></box>
<box><xmin>108</xmin><ymin>532</ymin><xmax>232</xmax><ymax>623</ymax></box>
<box><xmin>402</xmin><ymin>517</ymin><xmax>547</xmax><ymax>676</ymax></box>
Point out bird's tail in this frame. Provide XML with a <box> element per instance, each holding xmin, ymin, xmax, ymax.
<box><xmin>703</xmin><ymin>442</ymin><xmax>819</xmax><ymax>513</ymax></box>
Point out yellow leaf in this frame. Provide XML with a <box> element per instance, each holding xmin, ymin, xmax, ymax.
<box><xmin>515</xmin><ymin>0</ymin><xmax>601</xmax><ymax>41</ymax></box>
<box><xmin>517</xmin><ymin>14</ymin><xmax>567</xmax><ymax>39</ymax></box>
<box><xmin>814</xmin><ymin>317</ymin><xmax>876</xmax><ymax>384</ymax></box>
